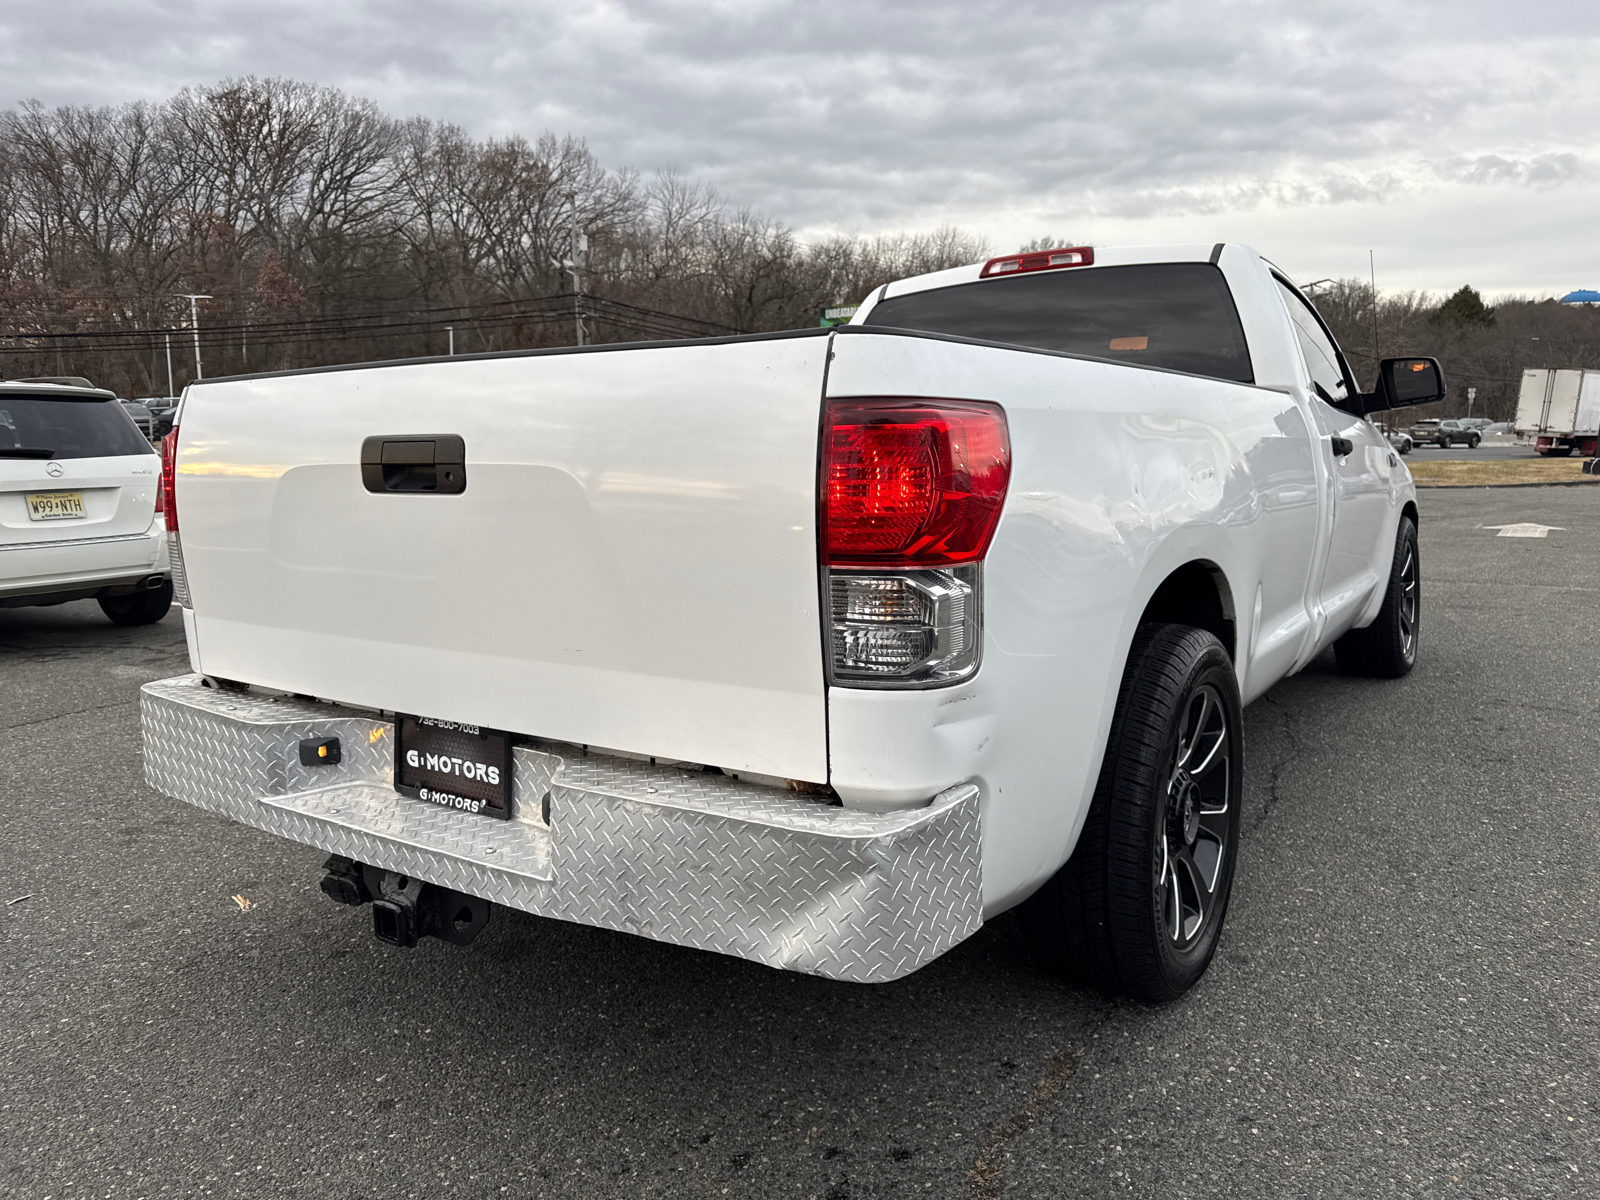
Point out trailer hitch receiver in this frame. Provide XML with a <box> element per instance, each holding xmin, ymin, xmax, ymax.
<box><xmin>317</xmin><ymin>856</ymin><xmax>491</xmax><ymax>947</ymax></box>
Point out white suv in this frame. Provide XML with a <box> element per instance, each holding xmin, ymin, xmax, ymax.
<box><xmin>0</xmin><ymin>381</ymin><xmax>172</xmax><ymax>625</ymax></box>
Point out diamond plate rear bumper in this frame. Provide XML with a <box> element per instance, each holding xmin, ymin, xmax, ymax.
<box><xmin>139</xmin><ymin>674</ymin><xmax>983</xmax><ymax>982</ymax></box>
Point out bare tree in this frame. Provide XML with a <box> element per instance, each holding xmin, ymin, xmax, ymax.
<box><xmin>0</xmin><ymin>78</ymin><xmax>986</xmax><ymax>388</ymax></box>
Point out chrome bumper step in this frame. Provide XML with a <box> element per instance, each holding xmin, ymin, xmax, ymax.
<box><xmin>140</xmin><ymin>674</ymin><xmax>983</xmax><ymax>982</ymax></box>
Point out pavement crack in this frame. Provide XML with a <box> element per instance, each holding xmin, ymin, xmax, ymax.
<box><xmin>0</xmin><ymin>697</ymin><xmax>136</xmax><ymax>733</ymax></box>
<box><xmin>1247</xmin><ymin>692</ymin><xmax>1304</xmax><ymax>839</ymax></box>
<box><xmin>968</xmin><ymin>1048</ymin><xmax>1083</xmax><ymax>1199</ymax></box>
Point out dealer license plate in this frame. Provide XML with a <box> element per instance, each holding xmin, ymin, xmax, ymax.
<box><xmin>394</xmin><ymin>715</ymin><xmax>513</xmax><ymax>820</ymax></box>
<box><xmin>26</xmin><ymin>491</ymin><xmax>85</xmax><ymax>520</ymax></box>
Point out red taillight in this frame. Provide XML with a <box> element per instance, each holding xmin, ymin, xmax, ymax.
<box><xmin>159</xmin><ymin>429</ymin><xmax>179</xmax><ymax>532</ymax></box>
<box><xmin>822</xmin><ymin>398</ymin><xmax>1010</xmax><ymax>567</ymax></box>
<box><xmin>978</xmin><ymin>246</ymin><xmax>1094</xmax><ymax>279</ymax></box>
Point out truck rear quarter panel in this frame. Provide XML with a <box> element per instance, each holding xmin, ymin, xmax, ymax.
<box><xmin>825</xmin><ymin>329</ymin><xmax>1318</xmax><ymax>911</ymax></box>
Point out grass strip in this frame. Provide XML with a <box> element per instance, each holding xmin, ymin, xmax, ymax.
<box><xmin>1406</xmin><ymin>457</ymin><xmax>1596</xmax><ymax>487</ymax></box>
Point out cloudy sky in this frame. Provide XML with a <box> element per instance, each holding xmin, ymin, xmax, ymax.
<box><xmin>3</xmin><ymin>0</ymin><xmax>1595</xmax><ymax>296</ymax></box>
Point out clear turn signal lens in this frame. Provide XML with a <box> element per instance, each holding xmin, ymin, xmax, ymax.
<box><xmin>827</xmin><ymin>566</ymin><xmax>980</xmax><ymax>688</ymax></box>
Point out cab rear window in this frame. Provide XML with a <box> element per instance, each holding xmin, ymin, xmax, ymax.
<box><xmin>864</xmin><ymin>263</ymin><xmax>1254</xmax><ymax>384</ymax></box>
<box><xmin>0</xmin><ymin>397</ymin><xmax>155</xmax><ymax>459</ymax></box>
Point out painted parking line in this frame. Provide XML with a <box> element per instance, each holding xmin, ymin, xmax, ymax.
<box><xmin>1483</xmin><ymin>523</ymin><xmax>1565</xmax><ymax>538</ymax></box>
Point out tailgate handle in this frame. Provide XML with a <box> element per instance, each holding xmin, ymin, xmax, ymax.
<box><xmin>360</xmin><ymin>435</ymin><xmax>466</xmax><ymax>494</ymax></box>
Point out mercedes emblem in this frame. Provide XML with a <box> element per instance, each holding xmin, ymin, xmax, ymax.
<box><xmin>46</xmin><ymin>461</ymin><xmax>64</xmax><ymax>477</ymax></box>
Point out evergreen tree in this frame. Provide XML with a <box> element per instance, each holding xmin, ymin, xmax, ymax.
<box><xmin>1432</xmin><ymin>285</ymin><xmax>1496</xmax><ymax>326</ymax></box>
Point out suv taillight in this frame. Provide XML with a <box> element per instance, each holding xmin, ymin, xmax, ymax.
<box><xmin>160</xmin><ymin>429</ymin><xmax>179</xmax><ymax>532</ymax></box>
<box><xmin>821</xmin><ymin>398</ymin><xmax>1010</xmax><ymax>688</ymax></box>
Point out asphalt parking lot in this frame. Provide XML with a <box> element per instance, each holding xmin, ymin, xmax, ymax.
<box><xmin>3</xmin><ymin>487</ymin><xmax>1597</xmax><ymax>1200</ymax></box>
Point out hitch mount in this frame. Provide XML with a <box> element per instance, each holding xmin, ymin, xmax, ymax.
<box><xmin>317</xmin><ymin>855</ymin><xmax>491</xmax><ymax>948</ymax></box>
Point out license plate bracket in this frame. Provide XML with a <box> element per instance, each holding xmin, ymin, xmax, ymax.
<box><xmin>394</xmin><ymin>715</ymin><xmax>513</xmax><ymax>820</ymax></box>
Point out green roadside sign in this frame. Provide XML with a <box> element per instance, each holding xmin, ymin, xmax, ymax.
<box><xmin>819</xmin><ymin>305</ymin><xmax>859</xmax><ymax>328</ymax></box>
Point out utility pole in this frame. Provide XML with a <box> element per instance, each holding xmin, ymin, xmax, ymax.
<box><xmin>176</xmin><ymin>294</ymin><xmax>212</xmax><ymax>380</ymax></box>
<box><xmin>165</xmin><ymin>333</ymin><xmax>174</xmax><ymax>397</ymax></box>
<box><xmin>562</xmin><ymin>194</ymin><xmax>588</xmax><ymax>347</ymax></box>
<box><xmin>1368</xmin><ymin>251</ymin><xmax>1380</xmax><ymax>368</ymax></box>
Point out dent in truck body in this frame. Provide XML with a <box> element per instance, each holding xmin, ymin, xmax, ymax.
<box><xmin>825</xmin><ymin>329</ymin><xmax>1319</xmax><ymax>913</ymax></box>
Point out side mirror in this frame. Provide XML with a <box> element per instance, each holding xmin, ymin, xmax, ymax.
<box><xmin>1361</xmin><ymin>357</ymin><xmax>1445</xmax><ymax>414</ymax></box>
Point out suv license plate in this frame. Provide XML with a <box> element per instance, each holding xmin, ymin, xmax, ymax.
<box><xmin>394</xmin><ymin>715</ymin><xmax>513</xmax><ymax>820</ymax></box>
<box><xmin>26</xmin><ymin>491</ymin><xmax>85</xmax><ymax>520</ymax></box>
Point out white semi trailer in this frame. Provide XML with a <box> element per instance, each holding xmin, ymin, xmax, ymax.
<box><xmin>1515</xmin><ymin>368</ymin><xmax>1600</xmax><ymax>457</ymax></box>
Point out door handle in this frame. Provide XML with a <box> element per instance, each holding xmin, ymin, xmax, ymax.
<box><xmin>1329</xmin><ymin>436</ymin><xmax>1354</xmax><ymax>458</ymax></box>
<box><xmin>360</xmin><ymin>435</ymin><xmax>466</xmax><ymax>494</ymax></box>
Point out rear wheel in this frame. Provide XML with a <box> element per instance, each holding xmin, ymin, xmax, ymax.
<box><xmin>1467</xmin><ymin>434</ymin><xmax>1480</xmax><ymax>449</ymax></box>
<box><xmin>98</xmin><ymin>581</ymin><xmax>173</xmax><ymax>626</ymax></box>
<box><xmin>1335</xmin><ymin>517</ymin><xmax>1418</xmax><ymax>678</ymax></box>
<box><xmin>1026</xmin><ymin>624</ymin><xmax>1242</xmax><ymax>1003</ymax></box>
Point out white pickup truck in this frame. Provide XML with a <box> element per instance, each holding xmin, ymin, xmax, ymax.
<box><xmin>140</xmin><ymin>243</ymin><xmax>1442</xmax><ymax>1001</ymax></box>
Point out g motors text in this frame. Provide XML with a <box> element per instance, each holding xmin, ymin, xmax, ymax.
<box><xmin>405</xmin><ymin>748</ymin><xmax>501</xmax><ymax>785</ymax></box>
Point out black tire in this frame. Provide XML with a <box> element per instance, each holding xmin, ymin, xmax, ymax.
<box><xmin>98</xmin><ymin>580</ymin><xmax>174</xmax><ymax>626</ymax></box>
<box><xmin>1468</xmin><ymin>435</ymin><xmax>1480</xmax><ymax>449</ymax></box>
<box><xmin>1334</xmin><ymin>516</ymin><xmax>1419</xmax><ymax>678</ymax></box>
<box><xmin>1436</xmin><ymin>437</ymin><xmax>1449</xmax><ymax>449</ymax></box>
<box><xmin>1026</xmin><ymin>623</ymin><xmax>1243</xmax><ymax>1003</ymax></box>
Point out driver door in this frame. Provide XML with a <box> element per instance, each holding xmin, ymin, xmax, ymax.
<box><xmin>1274</xmin><ymin>279</ymin><xmax>1396</xmax><ymax>644</ymax></box>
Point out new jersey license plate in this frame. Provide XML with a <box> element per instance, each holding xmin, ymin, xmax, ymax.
<box><xmin>26</xmin><ymin>491</ymin><xmax>85</xmax><ymax>520</ymax></box>
<box><xmin>394</xmin><ymin>715</ymin><xmax>513</xmax><ymax>820</ymax></box>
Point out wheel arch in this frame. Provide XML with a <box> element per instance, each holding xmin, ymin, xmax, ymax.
<box><xmin>1137</xmin><ymin>559</ymin><xmax>1237</xmax><ymax>661</ymax></box>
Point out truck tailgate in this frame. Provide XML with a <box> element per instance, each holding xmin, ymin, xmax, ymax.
<box><xmin>176</xmin><ymin>333</ymin><xmax>832</xmax><ymax>782</ymax></box>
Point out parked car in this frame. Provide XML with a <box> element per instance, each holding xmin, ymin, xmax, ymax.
<box><xmin>140</xmin><ymin>242</ymin><xmax>1440</xmax><ymax>1002</ymax></box>
<box><xmin>1408</xmin><ymin>417</ymin><xmax>1480</xmax><ymax>448</ymax></box>
<box><xmin>1376</xmin><ymin>422</ymin><xmax>1413</xmax><ymax>454</ymax></box>
<box><xmin>1457</xmin><ymin>417</ymin><xmax>1493</xmax><ymax>431</ymax></box>
<box><xmin>0</xmin><ymin>380</ymin><xmax>173</xmax><ymax>623</ymax></box>
<box><xmin>137</xmin><ymin>397</ymin><xmax>181</xmax><ymax>438</ymax></box>
<box><xmin>118</xmin><ymin>399</ymin><xmax>157</xmax><ymax>440</ymax></box>
<box><xmin>1481</xmin><ymin>421</ymin><xmax>1511</xmax><ymax>435</ymax></box>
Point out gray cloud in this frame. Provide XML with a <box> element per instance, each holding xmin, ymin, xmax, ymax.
<box><xmin>1449</xmin><ymin>153</ymin><xmax>1587</xmax><ymax>189</ymax></box>
<box><xmin>2</xmin><ymin>0</ymin><xmax>1596</xmax><ymax>289</ymax></box>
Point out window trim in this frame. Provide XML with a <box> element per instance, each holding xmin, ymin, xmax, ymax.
<box><xmin>864</xmin><ymin>261</ymin><xmax>1257</xmax><ymax>386</ymax></box>
<box><xmin>1270</xmin><ymin>273</ymin><xmax>1361</xmax><ymax>408</ymax></box>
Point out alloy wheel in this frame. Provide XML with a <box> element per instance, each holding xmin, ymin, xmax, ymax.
<box><xmin>1398</xmin><ymin>539</ymin><xmax>1418</xmax><ymax>661</ymax></box>
<box><xmin>1158</xmin><ymin>684</ymin><xmax>1232</xmax><ymax>949</ymax></box>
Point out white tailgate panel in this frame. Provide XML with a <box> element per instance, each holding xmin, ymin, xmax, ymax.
<box><xmin>0</xmin><ymin>454</ymin><xmax>159</xmax><ymax>545</ymax></box>
<box><xmin>178</xmin><ymin>336</ymin><xmax>831</xmax><ymax>782</ymax></box>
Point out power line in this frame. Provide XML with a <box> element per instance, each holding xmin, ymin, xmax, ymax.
<box><xmin>0</xmin><ymin>287</ymin><xmax>744</xmax><ymax>342</ymax></box>
<box><xmin>0</xmin><ymin>297</ymin><xmax>743</xmax><ymax>362</ymax></box>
